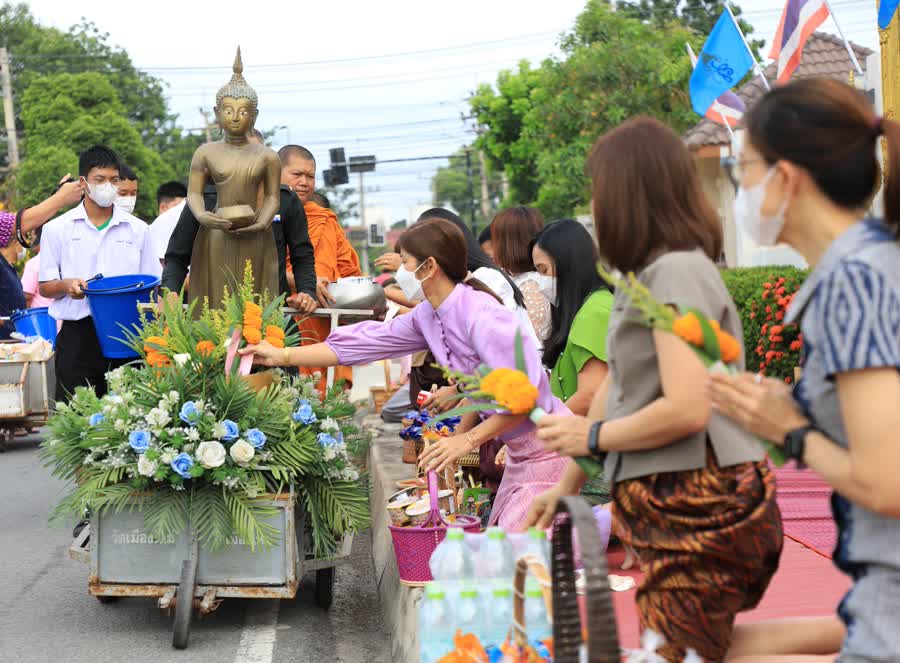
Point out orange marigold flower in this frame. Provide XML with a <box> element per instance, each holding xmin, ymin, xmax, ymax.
<box><xmin>717</xmin><ymin>331</ymin><xmax>741</xmax><ymax>364</ymax></box>
<box><xmin>145</xmin><ymin>350</ymin><xmax>170</xmax><ymax>368</ymax></box>
<box><xmin>243</xmin><ymin>326</ymin><xmax>262</xmax><ymax>345</ymax></box>
<box><xmin>243</xmin><ymin>313</ymin><xmax>263</xmax><ymax>328</ymax></box>
<box><xmin>244</xmin><ymin>301</ymin><xmax>262</xmax><ymax>316</ymax></box>
<box><xmin>145</xmin><ymin>335</ymin><xmax>168</xmax><ymax>348</ymax></box>
<box><xmin>672</xmin><ymin>313</ymin><xmax>704</xmax><ymax>347</ymax></box>
<box><xmin>266</xmin><ymin>336</ymin><xmax>285</xmax><ymax>348</ymax></box>
<box><xmin>265</xmin><ymin>325</ymin><xmax>285</xmax><ymax>340</ymax></box>
<box><xmin>195</xmin><ymin>340</ymin><xmax>216</xmax><ymax>356</ymax></box>
<box><xmin>480</xmin><ymin>368</ymin><xmax>538</xmax><ymax>415</ymax></box>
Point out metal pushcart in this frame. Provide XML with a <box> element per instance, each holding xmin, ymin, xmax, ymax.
<box><xmin>0</xmin><ymin>352</ymin><xmax>55</xmax><ymax>451</ymax></box>
<box><xmin>68</xmin><ymin>487</ymin><xmax>354</xmax><ymax>649</ymax></box>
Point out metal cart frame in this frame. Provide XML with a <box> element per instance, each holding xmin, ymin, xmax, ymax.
<box><xmin>0</xmin><ymin>354</ymin><xmax>55</xmax><ymax>451</ymax></box>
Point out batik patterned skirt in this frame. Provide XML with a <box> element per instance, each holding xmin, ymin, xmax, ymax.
<box><xmin>613</xmin><ymin>447</ymin><xmax>783</xmax><ymax>662</ymax></box>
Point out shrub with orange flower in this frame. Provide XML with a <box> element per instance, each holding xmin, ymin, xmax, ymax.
<box><xmin>195</xmin><ymin>340</ymin><xmax>216</xmax><ymax>357</ymax></box>
<box><xmin>747</xmin><ymin>274</ymin><xmax>804</xmax><ymax>383</ymax></box>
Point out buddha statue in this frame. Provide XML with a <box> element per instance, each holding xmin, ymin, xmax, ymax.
<box><xmin>186</xmin><ymin>47</ymin><xmax>280</xmax><ymax>310</ymax></box>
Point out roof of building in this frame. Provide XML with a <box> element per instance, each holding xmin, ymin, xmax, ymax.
<box><xmin>685</xmin><ymin>32</ymin><xmax>874</xmax><ymax>150</ymax></box>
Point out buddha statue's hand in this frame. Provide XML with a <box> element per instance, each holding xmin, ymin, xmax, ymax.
<box><xmin>197</xmin><ymin>211</ymin><xmax>232</xmax><ymax>231</ymax></box>
<box><xmin>232</xmin><ymin>210</ymin><xmax>273</xmax><ymax>235</ymax></box>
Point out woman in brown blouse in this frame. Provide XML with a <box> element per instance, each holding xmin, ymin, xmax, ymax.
<box><xmin>527</xmin><ymin>118</ymin><xmax>783</xmax><ymax>661</ymax></box>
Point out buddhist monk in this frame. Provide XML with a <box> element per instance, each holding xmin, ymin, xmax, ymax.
<box><xmin>279</xmin><ymin>145</ymin><xmax>361</xmax><ymax>394</ymax></box>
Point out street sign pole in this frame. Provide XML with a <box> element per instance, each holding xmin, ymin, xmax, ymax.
<box><xmin>358</xmin><ymin>171</ymin><xmax>368</xmax><ymax>274</ymax></box>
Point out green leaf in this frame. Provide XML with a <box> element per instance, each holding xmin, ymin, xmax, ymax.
<box><xmin>514</xmin><ymin>328</ymin><xmax>526</xmax><ymax>373</ymax></box>
<box><xmin>574</xmin><ymin>456</ymin><xmax>604</xmax><ymax>479</ymax></box>
<box><xmin>686</xmin><ymin>308</ymin><xmax>722</xmax><ymax>363</ymax></box>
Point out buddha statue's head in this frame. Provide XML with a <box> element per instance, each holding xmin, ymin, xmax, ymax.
<box><xmin>215</xmin><ymin>47</ymin><xmax>258</xmax><ymax>138</ymax></box>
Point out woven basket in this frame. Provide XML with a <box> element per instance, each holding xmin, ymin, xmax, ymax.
<box><xmin>457</xmin><ymin>451</ymin><xmax>480</xmax><ymax>467</ymax></box>
<box><xmin>388</xmin><ymin>470</ymin><xmax>480</xmax><ymax>586</ymax></box>
<box><xmin>551</xmin><ymin>496</ymin><xmax>620</xmax><ymax>663</ymax></box>
<box><xmin>401</xmin><ymin>438</ymin><xmax>419</xmax><ymax>464</ymax></box>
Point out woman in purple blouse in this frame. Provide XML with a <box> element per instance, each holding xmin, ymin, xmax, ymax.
<box><xmin>243</xmin><ymin>217</ymin><xmax>570</xmax><ymax>529</ymax></box>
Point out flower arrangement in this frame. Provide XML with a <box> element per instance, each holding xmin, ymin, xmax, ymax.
<box><xmin>41</xmin><ymin>266</ymin><xmax>369</xmax><ymax>556</ymax></box>
<box><xmin>598</xmin><ymin>267</ymin><xmax>785</xmax><ymax>466</ymax></box>
<box><xmin>750</xmin><ymin>275</ymin><xmax>804</xmax><ymax>383</ymax></box>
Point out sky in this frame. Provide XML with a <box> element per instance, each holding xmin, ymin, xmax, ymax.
<box><xmin>27</xmin><ymin>0</ymin><xmax>880</xmax><ymax>224</ymax></box>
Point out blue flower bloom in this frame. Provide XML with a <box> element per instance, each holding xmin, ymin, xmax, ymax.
<box><xmin>128</xmin><ymin>430</ymin><xmax>151</xmax><ymax>453</ymax></box>
<box><xmin>88</xmin><ymin>413</ymin><xmax>105</xmax><ymax>427</ymax></box>
<box><xmin>292</xmin><ymin>399</ymin><xmax>317</xmax><ymax>425</ymax></box>
<box><xmin>335</xmin><ymin>431</ymin><xmax>344</xmax><ymax>445</ymax></box>
<box><xmin>246</xmin><ymin>428</ymin><xmax>267</xmax><ymax>450</ymax></box>
<box><xmin>179</xmin><ymin>401</ymin><xmax>201</xmax><ymax>426</ymax></box>
<box><xmin>221</xmin><ymin>419</ymin><xmax>239</xmax><ymax>442</ymax></box>
<box><xmin>170</xmin><ymin>452</ymin><xmax>194</xmax><ymax>479</ymax></box>
<box><xmin>317</xmin><ymin>432</ymin><xmax>338</xmax><ymax>447</ymax></box>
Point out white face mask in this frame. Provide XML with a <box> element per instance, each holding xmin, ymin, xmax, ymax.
<box><xmin>733</xmin><ymin>167</ymin><xmax>788</xmax><ymax>247</ymax></box>
<box><xmin>534</xmin><ymin>273</ymin><xmax>557</xmax><ymax>305</ymax></box>
<box><xmin>85</xmin><ymin>180</ymin><xmax>119</xmax><ymax>208</ymax></box>
<box><xmin>115</xmin><ymin>195</ymin><xmax>137</xmax><ymax>214</ymax></box>
<box><xmin>395</xmin><ymin>259</ymin><xmax>432</xmax><ymax>301</ymax></box>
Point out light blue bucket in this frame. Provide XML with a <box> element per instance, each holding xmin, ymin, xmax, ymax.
<box><xmin>10</xmin><ymin>307</ymin><xmax>57</xmax><ymax>347</ymax></box>
<box><xmin>85</xmin><ymin>274</ymin><xmax>160</xmax><ymax>359</ymax></box>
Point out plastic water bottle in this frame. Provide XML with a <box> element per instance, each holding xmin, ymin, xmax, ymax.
<box><xmin>484</xmin><ymin>582</ymin><xmax>513</xmax><ymax>648</ymax></box>
<box><xmin>523</xmin><ymin>578</ymin><xmax>552</xmax><ymax>644</ymax></box>
<box><xmin>454</xmin><ymin>585</ymin><xmax>483</xmax><ymax>642</ymax></box>
<box><xmin>475</xmin><ymin>526</ymin><xmax>515</xmax><ymax>582</ymax></box>
<box><xmin>419</xmin><ymin>582</ymin><xmax>455</xmax><ymax>663</ymax></box>
<box><xmin>429</xmin><ymin>527</ymin><xmax>473</xmax><ymax>582</ymax></box>
<box><xmin>525</xmin><ymin>527</ymin><xmax>550</xmax><ymax>567</ymax></box>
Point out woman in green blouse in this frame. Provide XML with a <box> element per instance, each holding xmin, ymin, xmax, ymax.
<box><xmin>531</xmin><ymin>219</ymin><xmax>614</xmax><ymax>504</ymax></box>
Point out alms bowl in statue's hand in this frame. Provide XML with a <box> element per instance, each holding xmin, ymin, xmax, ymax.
<box><xmin>216</xmin><ymin>204</ymin><xmax>257</xmax><ymax>230</ymax></box>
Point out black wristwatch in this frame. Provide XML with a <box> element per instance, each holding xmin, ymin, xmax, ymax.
<box><xmin>783</xmin><ymin>425</ymin><xmax>816</xmax><ymax>467</ymax></box>
<box><xmin>588</xmin><ymin>421</ymin><xmax>606</xmax><ymax>461</ymax></box>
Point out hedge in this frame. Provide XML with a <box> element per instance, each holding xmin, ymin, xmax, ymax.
<box><xmin>721</xmin><ymin>266</ymin><xmax>809</xmax><ymax>381</ymax></box>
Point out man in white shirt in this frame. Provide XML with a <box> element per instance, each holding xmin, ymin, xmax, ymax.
<box><xmin>148</xmin><ymin>181</ymin><xmax>187</xmax><ymax>268</ymax></box>
<box><xmin>39</xmin><ymin>145</ymin><xmax>161</xmax><ymax>401</ymax></box>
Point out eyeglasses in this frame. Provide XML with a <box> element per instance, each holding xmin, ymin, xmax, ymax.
<box><xmin>722</xmin><ymin>157</ymin><xmax>765</xmax><ymax>189</ymax></box>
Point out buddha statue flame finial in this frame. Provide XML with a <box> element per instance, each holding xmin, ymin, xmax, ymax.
<box><xmin>215</xmin><ymin>46</ymin><xmax>258</xmax><ymax>112</ymax></box>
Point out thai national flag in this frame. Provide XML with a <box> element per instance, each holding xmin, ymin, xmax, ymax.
<box><xmin>769</xmin><ymin>0</ymin><xmax>830</xmax><ymax>84</ymax></box>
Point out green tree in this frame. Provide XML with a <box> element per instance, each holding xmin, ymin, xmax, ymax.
<box><xmin>318</xmin><ymin>185</ymin><xmax>359</xmax><ymax>224</ymax></box>
<box><xmin>431</xmin><ymin>147</ymin><xmax>503</xmax><ymax>228</ymax></box>
<box><xmin>471</xmin><ymin>0</ymin><xmax>701</xmax><ymax>218</ymax></box>
<box><xmin>17</xmin><ymin>72</ymin><xmax>173</xmax><ymax>219</ymax></box>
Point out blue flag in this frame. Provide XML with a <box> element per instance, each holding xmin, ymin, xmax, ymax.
<box><xmin>689</xmin><ymin>12</ymin><xmax>754</xmax><ymax>117</ymax></box>
<box><xmin>879</xmin><ymin>0</ymin><xmax>900</xmax><ymax>29</ymax></box>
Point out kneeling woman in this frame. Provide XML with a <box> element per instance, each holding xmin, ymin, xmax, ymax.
<box><xmin>243</xmin><ymin>217</ymin><xmax>570</xmax><ymax>530</ymax></box>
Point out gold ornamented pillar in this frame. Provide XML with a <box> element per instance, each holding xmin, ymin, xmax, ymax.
<box><xmin>880</xmin><ymin>5</ymin><xmax>900</xmax><ymax>140</ymax></box>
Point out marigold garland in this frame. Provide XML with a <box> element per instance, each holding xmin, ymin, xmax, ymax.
<box><xmin>242</xmin><ymin>301</ymin><xmax>263</xmax><ymax>345</ymax></box>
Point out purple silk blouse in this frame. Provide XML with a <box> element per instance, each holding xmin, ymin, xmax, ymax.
<box><xmin>325</xmin><ymin>284</ymin><xmax>569</xmax><ymax>441</ymax></box>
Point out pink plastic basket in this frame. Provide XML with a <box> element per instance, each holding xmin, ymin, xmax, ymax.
<box><xmin>388</xmin><ymin>471</ymin><xmax>481</xmax><ymax>585</ymax></box>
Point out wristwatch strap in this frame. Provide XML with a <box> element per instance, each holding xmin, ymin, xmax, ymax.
<box><xmin>588</xmin><ymin>421</ymin><xmax>606</xmax><ymax>461</ymax></box>
<box><xmin>783</xmin><ymin>425</ymin><xmax>815</xmax><ymax>467</ymax></box>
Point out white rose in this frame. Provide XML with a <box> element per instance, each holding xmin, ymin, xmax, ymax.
<box><xmin>229</xmin><ymin>439</ymin><xmax>255</xmax><ymax>466</ymax></box>
<box><xmin>160</xmin><ymin>451</ymin><xmax>176</xmax><ymax>465</ymax></box>
<box><xmin>173</xmin><ymin>353</ymin><xmax>190</xmax><ymax>367</ymax></box>
<box><xmin>320</xmin><ymin>417</ymin><xmax>340</xmax><ymax>432</ymax></box>
<box><xmin>168</xmin><ymin>390</ymin><xmax>180</xmax><ymax>403</ymax></box>
<box><xmin>195</xmin><ymin>441</ymin><xmax>226</xmax><ymax>469</ymax></box>
<box><xmin>137</xmin><ymin>455</ymin><xmax>158</xmax><ymax>477</ymax></box>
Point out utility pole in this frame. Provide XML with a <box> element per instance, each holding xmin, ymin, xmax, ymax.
<box><xmin>477</xmin><ymin>148</ymin><xmax>491</xmax><ymax>222</ymax></box>
<box><xmin>0</xmin><ymin>47</ymin><xmax>20</xmax><ymax>169</ymax></box>
<box><xmin>358</xmin><ymin>171</ymin><xmax>369</xmax><ymax>273</ymax></box>
<box><xmin>465</xmin><ymin>149</ymin><xmax>476</xmax><ymax>234</ymax></box>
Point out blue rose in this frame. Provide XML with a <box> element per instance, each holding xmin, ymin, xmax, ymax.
<box><xmin>170</xmin><ymin>452</ymin><xmax>194</xmax><ymax>479</ymax></box>
<box><xmin>221</xmin><ymin>419</ymin><xmax>239</xmax><ymax>442</ymax></box>
<box><xmin>317</xmin><ymin>432</ymin><xmax>337</xmax><ymax>447</ymax></box>
<box><xmin>292</xmin><ymin>400</ymin><xmax>317</xmax><ymax>425</ymax></box>
<box><xmin>246</xmin><ymin>428</ymin><xmax>267</xmax><ymax>450</ymax></box>
<box><xmin>89</xmin><ymin>413</ymin><xmax>105</xmax><ymax>427</ymax></box>
<box><xmin>179</xmin><ymin>401</ymin><xmax>201</xmax><ymax>426</ymax></box>
<box><xmin>128</xmin><ymin>430</ymin><xmax>151</xmax><ymax>453</ymax></box>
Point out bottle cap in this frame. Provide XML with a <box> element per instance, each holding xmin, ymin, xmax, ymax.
<box><xmin>445</xmin><ymin>527</ymin><xmax>465</xmax><ymax>541</ymax></box>
<box><xmin>460</xmin><ymin>587</ymin><xmax>479</xmax><ymax>599</ymax></box>
<box><xmin>425</xmin><ymin>582</ymin><xmax>446</xmax><ymax>600</ymax></box>
<box><xmin>525</xmin><ymin>578</ymin><xmax>543</xmax><ymax>599</ymax></box>
<box><xmin>487</xmin><ymin>526</ymin><xmax>506</xmax><ymax>540</ymax></box>
<box><xmin>528</xmin><ymin>527</ymin><xmax>547</xmax><ymax>541</ymax></box>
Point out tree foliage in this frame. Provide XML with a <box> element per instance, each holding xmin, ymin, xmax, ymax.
<box><xmin>470</xmin><ymin>0</ymin><xmax>702</xmax><ymax>219</ymax></box>
<box><xmin>431</xmin><ymin>147</ymin><xmax>503</xmax><ymax>229</ymax></box>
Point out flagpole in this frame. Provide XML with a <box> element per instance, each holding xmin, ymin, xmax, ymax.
<box><xmin>823</xmin><ymin>0</ymin><xmax>865</xmax><ymax>78</ymax></box>
<box><xmin>725</xmin><ymin>4</ymin><xmax>771</xmax><ymax>90</ymax></box>
<box><xmin>686</xmin><ymin>42</ymin><xmax>738</xmax><ymax>146</ymax></box>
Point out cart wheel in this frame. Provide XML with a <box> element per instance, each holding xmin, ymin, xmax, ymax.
<box><xmin>172</xmin><ymin>559</ymin><xmax>196</xmax><ymax>650</ymax></box>
<box><xmin>95</xmin><ymin>595</ymin><xmax>119</xmax><ymax>604</ymax></box>
<box><xmin>314</xmin><ymin>567</ymin><xmax>335</xmax><ymax>610</ymax></box>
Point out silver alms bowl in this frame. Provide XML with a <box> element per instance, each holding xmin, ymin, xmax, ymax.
<box><xmin>327</xmin><ymin>277</ymin><xmax>387</xmax><ymax>317</ymax></box>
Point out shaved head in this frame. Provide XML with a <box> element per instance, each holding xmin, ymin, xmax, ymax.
<box><xmin>279</xmin><ymin>144</ymin><xmax>316</xmax><ymax>201</ymax></box>
<box><xmin>277</xmin><ymin>144</ymin><xmax>315</xmax><ymax>166</ymax></box>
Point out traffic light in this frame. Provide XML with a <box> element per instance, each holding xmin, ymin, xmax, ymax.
<box><xmin>368</xmin><ymin>223</ymin><xmax>385</xmax><ymax>247</ymax></box>
<box><xmin>325</xmin><ymin>147</ymin><xmax>349</xmax><ymax>186</ymax></box>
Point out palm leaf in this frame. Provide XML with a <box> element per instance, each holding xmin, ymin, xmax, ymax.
<box><xmin>225</xmin><ymin>491</ymin><xmax>280</xmax><ymax>552</ymax></box>
<box><xmin>190</xmin><ymin>484</ymin><xmax>232</xmax><ymax>551</ymax></box>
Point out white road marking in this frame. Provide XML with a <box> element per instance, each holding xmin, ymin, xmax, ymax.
<box><xmin>233</xmin><ymin>599</ymin><xmax>281</xmax><ymax>663</ymax></box>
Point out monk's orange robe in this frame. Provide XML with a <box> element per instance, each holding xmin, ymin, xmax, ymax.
<box><xmin>287</xmin><ymin>201</ymin><xmax>361</xmax><ymax>394</ymax></box>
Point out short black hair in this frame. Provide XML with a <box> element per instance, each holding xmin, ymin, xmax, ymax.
<box><xmin>477</xmin><ymin>224</ymin><xmax>493</xmax><ymax>245</ymax></box>
<box><xmin>119</xmin><ymin>164</ymin><xmax>138</xmax><ymax>182</ymax></box>
<box><xmin>156</xmin><ymin>181</ymin><xmax>188</xmax><ymax>205</ymax></box>
<box><xmin>79</xmin><ymin>145</ymin><xmax>120</xmax><ymax>178</ymax></box>
<box><xmin>277</xmin><ymin>144</ymin><xmax>315</xmax><ymax>166</ymax></box>
<box><xmin>309</xmin><ymin>192</ymin><xmax>330</xmax><ymax>208</ymax></box>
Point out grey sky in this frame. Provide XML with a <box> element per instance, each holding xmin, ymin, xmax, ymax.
<box><xmin>27</xmin><ymin>0</ymin><xmax>879</xmax><ymax>223</ymax></box>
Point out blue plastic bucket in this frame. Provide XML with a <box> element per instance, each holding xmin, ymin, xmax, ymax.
<box><xmin>85</xmin><ymin>274</ymin><xmax>160</xmax><ymax>359</ymax></box>
<box><xmin>10</xmin><ymin>307</ymin><xmax>57</xmax><ymax>346</ymax></box>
